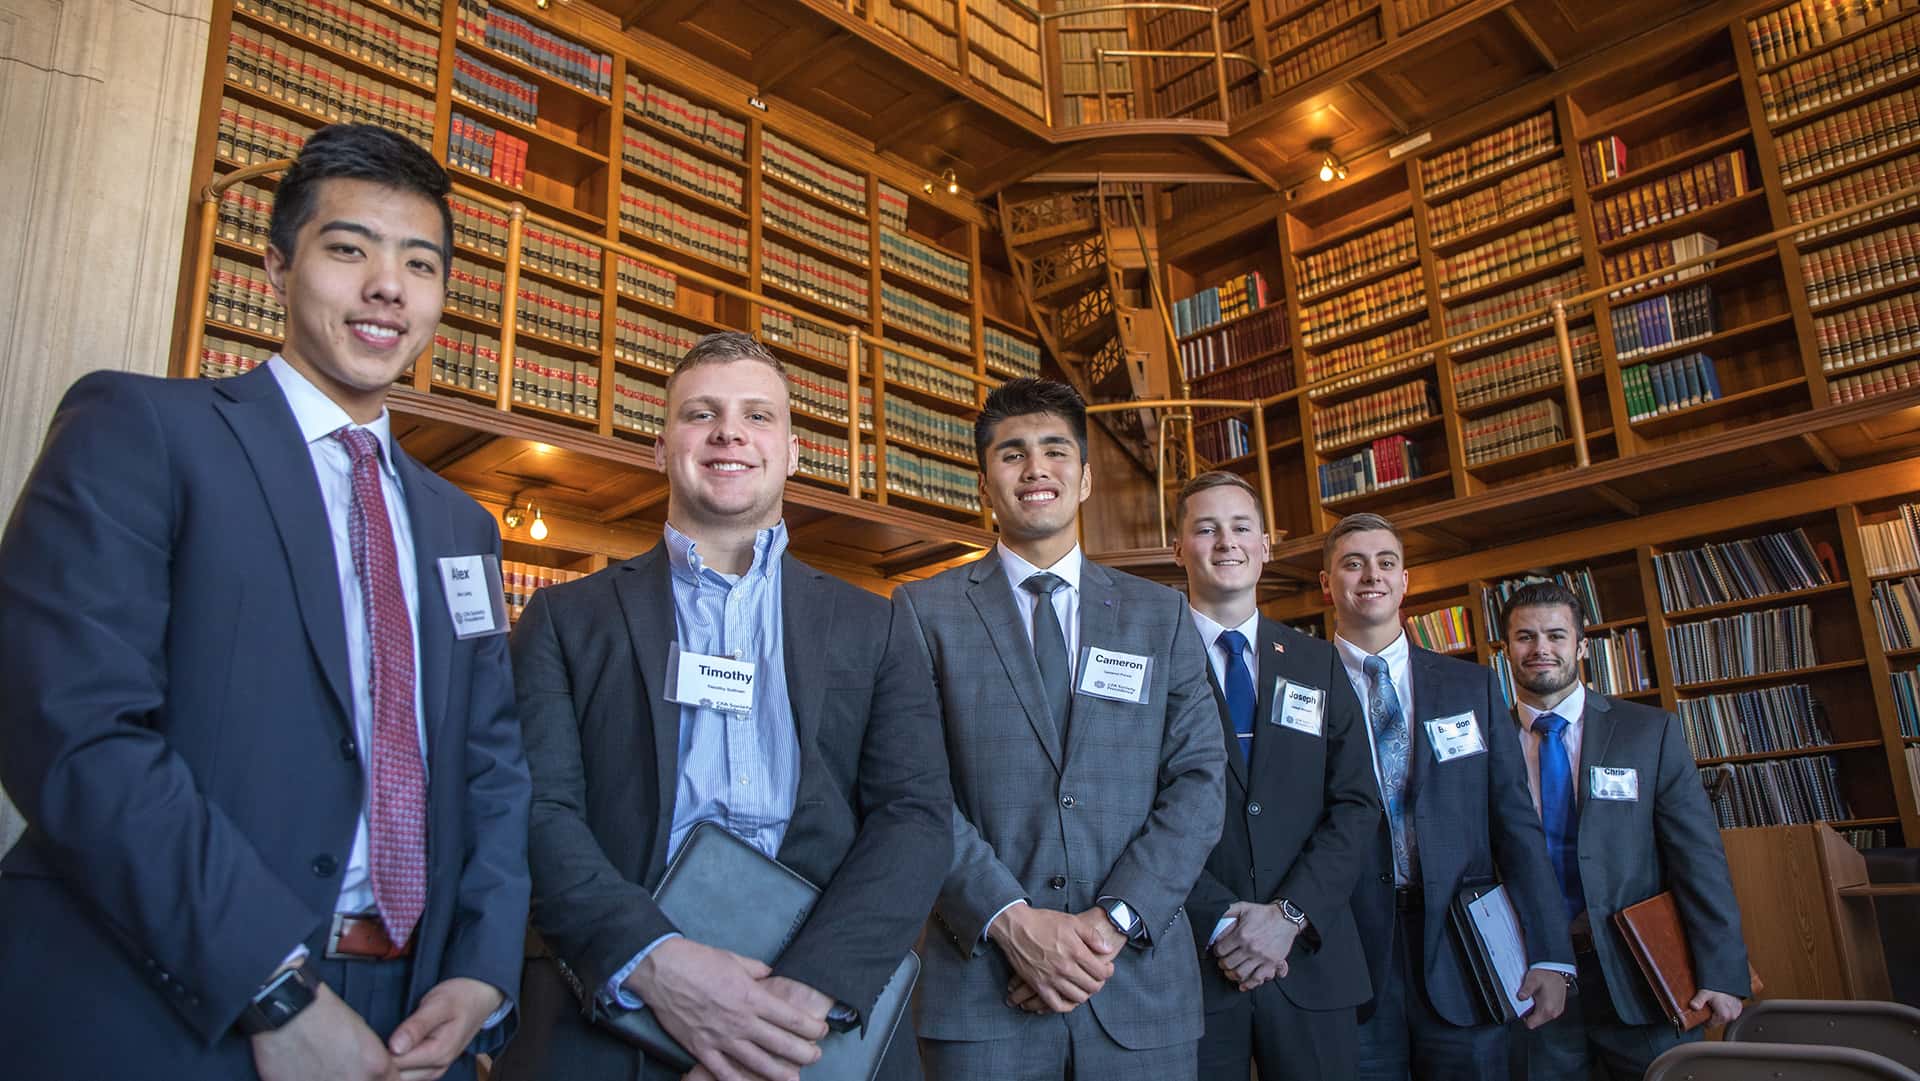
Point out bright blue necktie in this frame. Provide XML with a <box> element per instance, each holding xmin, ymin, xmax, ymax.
<box><xmin>1365</xmin><ymin>655</ymin><xmax>1412</xmax><ymax>882</ymax></box>
<box><xmin>1218</xmin><ymin>629</ymin><xmax>1254</xmax><ymax>765</ymax></box>
<box><xmin>1533</xmin><ymin>711</ymin><xmax>1586</xmax><ymax>919</ymax></box>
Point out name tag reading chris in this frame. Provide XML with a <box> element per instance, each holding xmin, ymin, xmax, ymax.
<box><xmin>1077</xmin><ymin>646</ymin><xmax>1153</xmax><ymax>703</ymax></box>
<box><xmin>436</xmin><ymin>554</ymin><xmax>508</xmax><ymax>639</ymax></box>
<box><xmin>666</xmin><ymin>643</ymin><xmax>756</xmax><ymax>715</ymax></box>
<box><xmin>1590</xmin><ymin>766</ymin><xmax>1640</xmax><ymax>801</ymax></box>
<box><xmin>1425</xmin><ymin>711</ymin><xmax>1487</xmax><ymax>762</ymax></box>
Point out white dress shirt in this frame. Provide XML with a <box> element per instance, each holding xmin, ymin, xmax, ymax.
<box><xmin>1190</xmin><ymin>607</ymin><xmax>1261</xmax><ymax>692</ymax></box>
<box><xmin>1514</xmin><ymin>683</ymin><xmax>1588</xmax><ymax>817</ymax></box>
<box><xmin>997</xmin><ymin>541</ymin><xmax>1082</xmax><ymax>676</ymax></box>
<box><xmin>1334</xmin><ymin>629</ymin><xmax>1415</xmax><ymax>820</ymax></box>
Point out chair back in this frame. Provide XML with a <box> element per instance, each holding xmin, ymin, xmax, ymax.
<box><xmin>1644</xmin><ymin>1041</ymin><xmax>1919</xmax><ymax>1081</ymax></box>
<box><xmin>1727</xmin><ymin>999</ymin><xmax>1920</xmax><ymax>1070</ymax></box>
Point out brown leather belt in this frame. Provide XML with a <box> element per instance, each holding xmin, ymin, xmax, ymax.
<box><xmin>326</xmin><ymin>913</ymin><xmax>413</xmax><ymax>961</ymax></box>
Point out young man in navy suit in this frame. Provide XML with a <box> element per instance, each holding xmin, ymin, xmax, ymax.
<box><xmin>0</xmin><ymin>124</ymin><xmax>530</xmax><ymax>1081</ymax></box>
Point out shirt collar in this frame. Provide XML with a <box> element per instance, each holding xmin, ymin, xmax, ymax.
<box><xmin>268</xmin><ymin>354</ymin><xmax>398</xmax><ymax>479</ymax></box>
<box><xmin>997</xmin><ymin>541</ymin><xmax>1082</xmax><ymax>595</ymax></box>
<box><xmin>665</xmin><ymin>520</ymin><xmax>790</xmax><ymax>585</ymax></box>
<box><xmin>1190</xmin><ymin>607</ymin><xmax>1259</xmax><ymax>653</ymax></box>
<box><xmin>1334</xmin><ymin>627</ymin><xmax>1409</xmax><ymax>675</ymax></box>
<box><xmin>1517</xmin><ymin>682</ymin><xmax>1586</xmax><ymax>732</ymax></box>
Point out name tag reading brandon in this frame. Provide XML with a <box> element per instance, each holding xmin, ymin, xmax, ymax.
<box><xmin>666</xmin><ymin>644</ymin><xmax>756</xmax><ymax>715</ymax></box>
<box><xmin>1591</xmin><ymin>766</ymin><xmax>1640</xmax><ymax>801</ymax></box>
<box><xmin>436</xmin><ymin>555</ymin><xmax>507</xmax><ymax>639</ymax></box>
<box><xmin>1272</xmin><ymin>680</ymin><xmax>1327</xmax><ymax>736</ymax></box>
<box><xmin>1425</xmin><ymin>711</ymin><xmax>1487</xmax><ymax>762</ymax></box>
<box><xmin>1077</xmin><ymin>646</ymin><xmax>1153</xmax><ymax>704</ymax></box>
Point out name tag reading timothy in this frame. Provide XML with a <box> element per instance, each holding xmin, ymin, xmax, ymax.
<box><xmin>666</xmin><ymin>643</ymin><xmax>757</xmax><ymax>714</ymax></box>
<box><xmin>1077</xmin><ymin>646</ymin><xmax>1154</xmax><ymax>703</ymax></box>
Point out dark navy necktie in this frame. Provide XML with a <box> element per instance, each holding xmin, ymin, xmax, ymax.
<box><xmin>1218</xmin><ymin>629</ymin><xmax>1254</xmax><ymax>765</ymax></box>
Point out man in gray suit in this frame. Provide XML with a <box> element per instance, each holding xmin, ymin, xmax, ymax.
<box><xmin>895</xmin><ymin>377</ymin><xmax>1225</xmax><ymax>1081</ymax></box>
<box><xmin>1501</xmin><ymin>581</ymin><xmax>1748</xmax><ymax>1080</ymax></box>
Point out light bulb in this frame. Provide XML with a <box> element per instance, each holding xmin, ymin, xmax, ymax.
<box><xmin>530</xmin><ymin>508</ymin><xmax>548</xmax><ymax>541</ymax></box>
<box><xmin>1319</xmin><ymin>160</ymin><xmax>1335</xmax><ymax>183</ymax></box>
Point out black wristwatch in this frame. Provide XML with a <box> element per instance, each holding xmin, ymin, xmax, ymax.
<box><xmin>236</xmin><ymin>964</ymin><xmax>322</xmax><ymax>1035</ymax></box>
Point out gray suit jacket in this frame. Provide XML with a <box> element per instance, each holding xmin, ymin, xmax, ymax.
<box><xmin>894</xmin><ymin>551</ymin><xmax>1225</xmax><ymax>1050</ymax></box>
<box><xmin>1568</xmin><ymin>692</ymin><xmax>1750</xmax><ymax>1025</ymax></box>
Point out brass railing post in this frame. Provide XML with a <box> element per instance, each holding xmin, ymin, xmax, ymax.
<box><xmin>1210</xmin><ymin>9</ymin><xmax>1230</xmax><ymax>122</ymax></box>
<box><xmin>182</xmin><ymin>186</ymin><xmax>220</xmax><ymax>378</ymax></box>
<box><xmin>1252</xmin><ymin>404</ymin><xmax>1276</xmax><ymax>546</ymax></box>
<box><xmin>846</xmin><ymin>326</ymin><xmax>864</xmax><ymax>500</ymax></box>
<box><xmin>496</xmin><ymin>203</ymin><xmax>528</xmax><ymax>412</ymax></box>
<box><xmin>1551</xmin><ymin>300</ymin><xmax>1589</xmax><ymax>468</ymax></box>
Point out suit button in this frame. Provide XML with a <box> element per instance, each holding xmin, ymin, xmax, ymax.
<box><xmin>1060</xmin><ymin>795</ymin><xmax>1076</xmax><ymax>809</ymax></box>
<box><xmin>1048</xmin><ymin>875</ymin><xmax>1066</xmax><ymax>890</ymax></box>
<box><xmin>1378</xmin><ymin>872</ymin><xmax>1393</xmax><ymax>884</ymax></box>
<box><xmin>311</xmin><ymin>854</ymin><xmax>338</xmax><ymax>878</ymax></box>
<box><xmin>1247</xmin><ymin>802</ymin><xmax>1263</xmax><ymax>816</ymax></box>
<box><xmin>340</xmin><ymin>737</ymin><xmax>357</xmax><ymax>760</ymax></box>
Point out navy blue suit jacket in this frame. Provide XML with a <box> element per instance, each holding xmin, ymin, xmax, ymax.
<box><xmin>0</xmin><ymin>367</ymin><xmax>530</xmax><ymax>1075</ymax></box>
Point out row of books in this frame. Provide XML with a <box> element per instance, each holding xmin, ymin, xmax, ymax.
<box><xmin>215</xmin><ymin>97</ymin><xmax>313</xmax><ymax>165</ymax></box>
<box><xmin>1814</xmin><ymin>287</ymin><xmax>1920</xmax><ymax>372</ymax></box>
<box><xmin>884</xmin><ymin>394</ymin><xmax>973</xmax><ymax>460</ymax></box>
<box><xmin>1623</xmin><ymin>353</ymin><xmax>1723</xmax><ymax>422</ymax></box>
<box><xmin>1800</xmin><ymin>221</ymin><xmax>1920</xmax><ymax>306</ymax></box>
<box><xmin>965</xmin><ymin>0</ymin><xmax>1041</xmax><ymax>72</ymax></box>
<box><xmin>881</xmin><ymin>229</ymin><xmax>971</xmax><ymax>297</ymax></box>
<box><xmin>619</xmin><ymin>184</ymin><xmax>749</xmax><ymax>272</ymax></box>
<box><xmin>1173</xmin><ymin>270</ymin><xmax>1273</xmax><ymax>338</ymax></box>
<box><xmin>1196</xmin><ymin>417</ymin><xmax>1251</xmax><ymax>464</ymax></box>
<box><xmin>611</xmin><ymin>371</ymin><xmax>667</xmax><ymax>437</ymax></box>
<box><xmin>446</xmin><ymin>258</ymin><xmax>505</xmax><ymax>323</ymax></box>
<box><xmin>206</xmin><ymin>256</ymin><xmax>285</xmax><ymax>338</ymax></box>
<box><xmin>224</xmin><ymin>24</ymin><xmax>434</xmax><ymax>146</ymax></box>
<box><xmin>1190</xmin><ymin>353</ymin><xmax>1293</xmax><ymax>402</ymax></box>
<box><xmin>457</xmin><ymin>0</ymin><xmax>612</xmax><ymax>99</ymax></box>
<box><xmin>877</xmin><ymin>184</ymin><xmax>910</xmax><ymax>235</ymax></box>
<box><xmin>1679</xmin><ymin>682</ymin><xmax>1833</xmax><ymax>760</ymax></box>
<box><xmin>216</xmin><ymin>182</ymin><xmax>275</xmax><ymax>252</ymax></box>
<box><xmin>1055</xmin><ymin>95</ymin><xmax>1132</xmax><ymax>126</ymax></box>
<box><xmin>1786</xmin><ymin>149</ymin><xmax>1920</xmax><ymax>240</ymax></box>
<box><xmin>1452</xmin><ymin>322</ymin><xmax>1601</xmax><ymax>409</ymax></box>
<box><xmin>1609</xmin><ymin>283</ymin><xmax>1719</xmax><ymax>361</ymax></box>
<box><xmin>1406</xmin><ymin>604</ymin><xmax>1473</xmax><ymax>653</ymax></box>
<box><xmin>1178</xmin><ymin>306</ymin><xmax>1287</xmax><ymax>381</ymax></box>
<box><xmin>516</xmin><ymin>283</ymin><xmax>601</xmax><ymax>351</ymax></box>
<box><xmin>1653</xmin><ymin>526</ymin><xmax>1833</xmax><ymax>613</ymax></box>
<box><xmin>1871</xmin><ymin>575</ymin><xmax>1920</xmax><ymax>649</ymax></box>
<box><xmin>1482</xmin><ymin>567</ymin><xmax>1606</xmax><ymax>634</ymax></box>
<box><xmin>1443</xmin><ymin>267</ymin><xmax>1588</xmax><ymax>351</ymax></box>
<box><xmin>1427</xmin><ymin>159</ymin><xmax>1569</xmax><ymax>247</ymax></box>
<box><xmin>200</xmin><ymin>334</ymin><xmax>272</xmax><ymax>380</ymax></box>
<box><xmin>521</xmin><ymin>221</ymin><xmax>602</xmax><ymax>287</ymax></box>
<box><xmin>1422</xmin><ymin>110</ymin><xmax>1559</xmax><ymax>198</ymax></box>
<box><xmin>1269</xmin><ymin>0</ymin><xmax>1370</xmax><ymax>56</ymax></box>
<box><xmin>1056</xmin><ymin>28</ymin><xmax>1134</xmax><ymax>96</ymax></box>
<box><xmin>448</xmin><ymin>113</ymin><xmax>529</xmax><ymax>189</ymax></box>
<box><xmin>1139</xmin><ymin>0</ymin><xmax>1233</xmax><ymax>49</ymax></box>
<box><xmin>1312</xmin><ymin>378</ymin><xmax>1434</xmax><ymax>450</ymax></box>
<box><xmin>1582</xmin><ymin>135</ymin><xmax>1628</xmax><ymax>188</ymax></box>
<box><xmin>234</xmin><ymin>0</ymin><xmax>439</xmax><ymax>88</ymax></box>
<box><xmin>1745</xmin><ymin>0</ymin><xmax>1917</xmax><ymax>71</ymax></box>
<box><xmin>882</xmin><ymin>444</ymin><xmax>981</xmax><ymax>513</ymax></box>
<box><xmin>1295</xmin><ymin>218</ymin><xmax>1415</xmax><ymax>302</ymax></box>
<box><xmin>882</xmin><ymin>284</ymin><xmax>971</xmax><ymax>352</ymax></box>
<box><xmin>1701</xmin><ymin>754</ymin><xmax>1851</xmax><ymax>828</ymax></box>
<box><xmin>882</xmin><ymin>347</ymin><xmax>978</xmax><ymax>404</ymax></box>
<box><xmin>1858</xmin><ymin>503</ymin><xmax>1920</xmax><ymax>575</ymax></box>
<box><xmin>376</xmin><ymin>0</ymin><xmax>440</xmax><ymax>22</ymax></box>
<box><xmin>1602</xmin><ymin>232</ymin><xmax>1719</xmax><ymax>296</ymax></box>
<box><xmin>1271</xmin><ymin>14</ymin><xmax>1381</xmax><ymax>95</ymax></box>
<box><xmin>1831</xmin><ymin>355</ymin><xmax>1920</xmax><ymax>401</ymax></box>
<box><xmin>623</xmin><ymin>127</ymin><xmax>746</xmax><ymax>210</ymax></box>
<box><xmin>509</xmin><ymin>347</ymin><xmax>599</xmax><ymax>418</ymax></box>
<box><xmin>1585</xmin><ymin>628</ymin><xmax>1656</xmax><ymax>695</ymax></box>
<box><xmin>783</xmin><ymin>361</ymin><xmax>860</xmax><ymax>426</ymax></box>
<box><xmin>1462</xmin><ymin>397</ymin><xmax>1564</xmax><ymax>465</ymax></box>
<box><xmin>762</xmin><ymin>130</ymin><xmax>868</xmax><ymax>217</ymax></box>
<box><xmin>1436</xmin><ymin>213</ymin><xmax>1581</xmax><ymax>300</ymax></box>
<box><xmin>873</xmin><ymin>0</ymin><xmax>960</xmax><ymax>66</ymax></box>
<box><xmin>796</xmin><ymin>430</ymin><xmax>859</xmax><ymax>487</ymax></box>
<box><xmin>1299</xmin><ymin>267</ymin><xmax>1427</xmax><ymax>348</ymax></box>
<box><xmin>448</xmin><ymin>196</ymin><xmax>509</xmax><ymax>258</ymax></box>
<box><xmin>501</xmin><ymin>562</ymin><xmax>586</xmax><ymax>624</ymax></box>
<box><xmin>984</xmin><ymin>325</ymin><xmax>1042</xmax><ymax>379</ymax></box>
<box><xmin>1391</xmin><ymin>0</ymin><xmax>1472</xmax><ymax>31</ymax></box>
<box><xmin>1773</xmin><ymin>83</ymin><xmax>1920</xmax><ymax>185</ymax></box>
<box><xmin>1589</xmin><ymin>151</ymin><xmax>1751</xmax><ymax>245</ymax></box>
<box><xmin>1667</xmin><ymin>603</ymin><xmax>1820</xmax><ymax>685</ymax></box>
<box><xmin>1155</xmin><ymin>61</ymin><xmax>1259</xmax><ymax>120</ymax></box>
<box><xmin>764</xmin><ymin>186</ymin><xmax>869</xmax><ymax>265</ymax></box>
<box><xmin>968</xmin><ymin>45</ymin><xmax>1044</xmax><ymax>118</ymax></box>
<box><xmin>1318</xmin><ymin>434</ymin><xmax>1421</xmax><ymax>504</ymax></box>
<box><xmin>762</xmin><ymin>308</ymin><xmax>846</xmax><ymax>366</ymax></box>
<box><xmin>452</xmin><ymin>49</ymin><xmax>538</xmax><ymax>127</ymax></box>
<box><xmin>624</xmin><ymin>77</ymin><xmax>748</xmax><ymax>162</ymax></box>
<box><xmin>1893</xmin><ymin>670</ymin><xmax>1920</xmax><ymax>738</ymax></box>
<box><xmin>429</xmin><ymin>327</ymin><xmax>502</xmax><ymax>395</ymax></box>
<box><xmin>1756</xmin><ymin>7</ymin><xmax>1920</xmax><ymax>125</ymax></box>
<box><xmin>613</xmin><ymin>309</ymin><xmax>700</xmax><ymax>374</ymax></box>
<box><xmin>1306</xmin><ymin>322</ymin><xmax>1433</xmax><ymax>399</ymax></box>
<box><xmin>763</xmin><ymin>239</ymin><xmax>868</xmax><ymax>315</ymax></box>
<box><xmin>615</xmin><ymin>253</ymin><xmax>678</xmax><ymax>308</ymax></box>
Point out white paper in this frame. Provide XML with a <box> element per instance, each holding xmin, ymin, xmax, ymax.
<box><xmin>1273</xmin><ymin>680</ymin><xmax>1326</xmax><ymax>736</ymax></box>
<box><xmin>1077</xmin><ymin>646</ymin><xmax>1152</xmax><ymax>703</ymax></box>
<box><xmin>1466</xmin><ymin>884</ymin><xmax>1534</xmax><ymax>1018</ymax></box>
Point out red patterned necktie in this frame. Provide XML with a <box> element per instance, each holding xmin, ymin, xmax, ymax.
<box><xmin>333</xmin><ymin>426</ymin><xmax>427</xmax><ymax>947</ymax></box>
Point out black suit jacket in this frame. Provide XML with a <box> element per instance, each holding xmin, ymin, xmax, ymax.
<box><xmin>0</xmin><ymin>368</ymin><xmax>530</xmax><ymax>1076</ymax></box>
<box><xmin>495</xmin><ymin>542</ymin><xmax>952</xmax><ymax>1081</ymax></box>
<box><xmin>1347</xmin><ymin>644</ymin><xmax>1575</xmax><ymax>1027</ymax></box>
<box><xmin>1186</xmin><ymin>617</ymin><xmax>1379</xmax><ymax>1014</ymax></box>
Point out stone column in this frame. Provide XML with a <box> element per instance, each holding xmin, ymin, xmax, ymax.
<box><xmin>0</xmin><ymin>0</ymin><xmax>210</xmax><ymax>853</ymax></box>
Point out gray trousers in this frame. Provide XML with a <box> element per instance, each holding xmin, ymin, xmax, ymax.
<box><xmin>920</xmin><ymin>1005</ymin><xmax>1196</xmax><ymax>1081</ymax></box>
<box><xmin>1512</xmin><ymin>950</ymin><xmax>1699</xmax><ymax>1081</ymax></box>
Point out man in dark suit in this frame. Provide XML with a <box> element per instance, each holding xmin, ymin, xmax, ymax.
<box><xmin>1501</xmin><ymin>581</ymin><xmax>1748</xmax><ymax>1080</ymax></box>
<box><xmin>1172</xmin><ymin>472</ymin><xmax>1380</xmax><ymax>1081</ymax></box>
<box><xmin>0</xmin><ymin>124</ymin><xmax>530</xmax><ymax>1081</ymax></box>
<box><xmin>495</xmin><ymin>331</ymin><xmax>952</xmax><ymax>1081</ymax></box>
<box><xmin>896</xmin><ymin>377</ymin><xmax>1224</xmax><ymax>1081</ymax></box>
<box><xmin>1322</xmin><ymin>512</ymin><xmax>1573</xmax><ymax>1080</ymax></box>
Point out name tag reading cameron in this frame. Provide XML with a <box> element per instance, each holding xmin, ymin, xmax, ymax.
<box><xmin>1425</xmin><ymin>711</ymin><xmax>1487</xmax><ymax>762</ymax></box>
<box><xmin>436</xmin><ymin>555</ymin><xmax>508</xmax><ymax>639</ymax></box>
<box><xmin>666</xmin><ymin>643</ymin><xmax>756</xmax><ymax>715</ymax></box>
<box><xmin>1077</xmin><ymin>646</ymin><xmax>1153</xmax><ymax>704</ymax></box>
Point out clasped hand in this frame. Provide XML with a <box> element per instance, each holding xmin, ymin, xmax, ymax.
<box><xmin>1211</xmin><ymin>901</ymin><xmax>1302</xmax><ymax>993</ymax></box>
<box><xmin>991</xmin><ymin>903</ymin><xmax>1124</xmax><ymax>1015</ymax></box>
<box><xmin>629</xmin><ymin>937</ymin><xmax>833</xmax><ymax>1081</ymax></box>
<box><xmin>252</xmin><ymin>973</ymin><xmax>503</xmax><ymax>1081</ymax></box>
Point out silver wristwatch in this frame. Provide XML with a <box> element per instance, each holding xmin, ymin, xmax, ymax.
<box><xmin>1275</xmin><ymin>898</ymin><xmax>1309</xmax><ymax>928</ymax></box>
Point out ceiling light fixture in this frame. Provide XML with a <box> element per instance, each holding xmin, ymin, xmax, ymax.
<box><xmin>925</xmin><ymin>167</ymin><xmax>960</xmax><ymax>196</ymax></box>
<box><xmin>1311</xmin><ymin>138</ymin><xmax>1347</xmax><ymax>183</ymax></box>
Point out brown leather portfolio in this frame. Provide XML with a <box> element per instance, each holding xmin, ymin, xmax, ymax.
<box><xmin>1613</xmin><ymin>890</ymin><xmax>1761</xmax><ymax>1031</ymax></box>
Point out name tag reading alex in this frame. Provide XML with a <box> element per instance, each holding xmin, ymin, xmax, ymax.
<box><xmin>1590</xmin><ymin>766</ymin><xmax>1640</xmax><ymax>801</ymax></box>
<box><xmin>1271</xmin><ymin>680</ymin><xmax>1326</xmax><ymax>736</ymax></box>
<box><xmin>1077</xmin><ymin>646</ymin><xmax>1153</xmax><ymax>704</ymax></box>
<box><xmin>665</xmin><ymin>643</ymin><xmax>756</xmax><ymax>715</ymax></box>
<box><xmin>436</xmin><ymin>555</ymin><xmax>508</xmax><ymax>639</ymax></box>
<box><xmin>1425</xmin><ymin>711</ymin><xmax>1487</xmax><ymax>762</ymax></box>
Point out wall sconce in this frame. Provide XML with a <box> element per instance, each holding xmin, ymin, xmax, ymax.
<box><xmin>1312</xmin><ymin>139</ymin><xmax>1347</xmax><ymax>183</ymax></box>
<box><xmin>923</xmin><ymin>167</ymin><xmax>960</xmax><ymax>196</ymax></box>
<box><xmin>503</xmin><ymin>501</ymin><xmax>548</xmax><ymax>542</ymax></box>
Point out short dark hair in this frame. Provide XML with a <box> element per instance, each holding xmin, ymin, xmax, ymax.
<box><xmin>1500</xmin><ymin>580</ymin><xmax>1586</xmax><ymax>640</ymax></box>
<box><xmin>975</xmin><ymin>377</ymin><xmax>1087</xmax><ymax>467</ymax></box>
<box><xmin>269</xmin><ymin>124</ymin><xmax>453</xmax><ymax>277</ymax></box>
<box><xmin>667</xmin><ymin>331</ymin><xmax>788</xmax><ymax>397</ymax></box>
<box><xmin>1322</xmin><ymin>512</ymin><xmax>1402</xmax><ymax>568</ymax></box>
<box><xmin>1175</xmin><ymin>471</ymin><xmax>1264</xmax><ymax>530</ymax></box>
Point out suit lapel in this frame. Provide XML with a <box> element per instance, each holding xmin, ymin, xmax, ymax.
<box><xmin>1068</xmin><ymin>561</ymin><xmax>1122</xmax><ymax>763</ymax></box>
<box><xmin>780</xmin><ymin>553</ymin><xmax>829</xmax><ymax>766</ymax></box>
<box><xmin>613</xmin><ymin>545</ymin><xmax>682</xmax><ymax>859</ymax></box>
<box><xmin>966</xmin><ymin>552</ymin><xmax>1063</xmax><ymax>771</ymax></box>
<box><xmin>1205</xmin><ymin>664</ymin><xmax>1249</xmax><ymax>795</ymax></box>
<box><xmin>1578</xmin><ymin>692</ymin><xmax>1616</xmax><ymax>826</ymax></box>
<box><xmin>1407</xmin><ymin>646</ymin><xmax>1440</xmax><ymax>804</ymax></box>
<box><xmin>395</xmin><ymin>449</ymin><xmax>455</xmax><ymax>764</ymax></box>
<box><xmin>1247</xmin><ymin>618</ymin><xmax>1286</xmax><ymax>785</ymax></box>
<box><xmin>211</xmin><ymin>368</ymin><xmax>352</xmax><ymax>725</ymax></box>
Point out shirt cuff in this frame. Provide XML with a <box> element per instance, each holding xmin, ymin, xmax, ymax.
<box><xmin>480</xmin><ymin>997</ymin><xmax>514</xmax><ymax>1029</ymax></box>
<box><xmin>600</xmin><ymin>933</ymin><xmax>680</xmax><ymax>1011</ymax></box>
<box><xmin>982</xmin><ymin>899</ymin><xmax>1028</xmax><ymax>944</ymax></box>
<box><xmin>1530</xmin><ymin>962</ymin><xmax>1577</xmax><ymax>978</ymax></box>
<box><xmin>1206</xmin><ymin>916</ymin><xmax>1237</xmax><ymax>949</ymax></box>
<box><xmin>278</xmin><ymin>944</ymin><xmax>311</xmax><ymax>973</ymax></box>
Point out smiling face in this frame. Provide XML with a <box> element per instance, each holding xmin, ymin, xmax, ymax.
<box><xmin>1505</xmin><ymin>602</ymin><xmax>1587</xmax><ymax>703</ymax></box>
<box><xmin>264</xmin><ymin>177</ymin><xmax>446</xmax><ymax>423</ymax></box>
<box><xmin>654</xmin><ymin>356</ymin><xmax>798</xmax><ymax>533</ymax></box>
<box><xmin>979</xmin><ymin>411</ymin><xmax>1091</xmax><ymax>553</ymax></box>
<box><xmin>1321</xmin><ymin>528</ymin><xmax>1409</xmax><ymax>637</ymax></box>
<box><xmin>1174</xmin><ymin>483</ymin><xmax>1270</xmax><ymax>605</ymax></box>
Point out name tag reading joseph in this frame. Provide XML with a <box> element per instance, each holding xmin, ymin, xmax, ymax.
<box><xmin>665</xmin><ymin>643</ymin><xmax>756</xmax><ymax>715</ymax></box>
<box><xmin>1425</xmin><ymin>711</ymin><xmax>1487</xmax><ymax>762</ymax></box>
<box><xmin>436</xmin><ymin>554</ymin><xmax>508</xmax><ymax>639</ymax></box>
<box><xmin>1077</xmin><ymin>646</ymin><xmax>1153</xmax><ymax>703</ymax></box>
<box><xmin>1590</xmin><ymin>766</ymin><xmax>1640</xmax><ymax>801</ymax></box>
<box><xmin>1271</xmin><ymin>680</ymin><xmax>1326</xmax><ymax>736</ymax></box>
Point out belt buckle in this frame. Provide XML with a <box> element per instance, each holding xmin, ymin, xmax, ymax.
<box><xmin>325</xmin><ymin>912</ymin><xmax>354</xmax><ymax>960</ymax></box>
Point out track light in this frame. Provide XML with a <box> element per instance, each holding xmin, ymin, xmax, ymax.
<box><xmin>1311</xmin><ymin>138</ymin><xmax>1346</xmax><ymax>183</ymax></box>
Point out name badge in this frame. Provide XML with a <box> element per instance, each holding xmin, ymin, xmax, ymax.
<box><xmin>436</xmin><ymin>555</ymin><xmax>508</xmax><ymax>639</ymax></box>
<box><xmin>1426</xmin><ymin>711</ymin><xmax>1487</xmax><ymax>762</ymax></box>
<box><xmin>665</xmin><ymin>643</ymin><xmax>756</xmax><ymax>715</ymax></box>
<box><xmin>1591</xmin><ymin>766</ymin><xmax>1640</xmax><ymax>801</ymax></box>
<box><xmin>1271</xmin><ymin>680</ymin><xmax>1326</xmax><ymax>736</ymax></box>
<box><xmin>1077</xmin><ymin>645</ymin><xmax>1153</xmax><ymax>703</ymax></box>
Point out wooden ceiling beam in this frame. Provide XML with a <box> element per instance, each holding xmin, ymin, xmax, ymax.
<box><xmin>1802</xmin><ymin>432</ymin><xmax>1842</xmax><ymax>473</ymax></box>
<box><xmin>424</xmin><ymin>431</ymin><xmax>497</xmax><ymax>473</ymax></box>
<box><xmin>877</xmin><ymin>99</ymin><xmax>968</xmax><ymax>153</ymax></box>
<box><xmin>1501</xmin><ymin>5</ymin><xmax>1560</xmax><ymax>69</ymax></box>
<box><xmin>595</xmin><ymin>485</ymin><xmax>674</xmax><ymax>523</ymax></box>
<box><xmin>1346</xmin><ymin>80</ymin><xmax>1413</xmax><ymax>135</ymax></box>
<box><xmin>1593</xmin><ymin>483</ymin><xmax>1640</xmax><ymax>517</ymax></box>
<box><xmin>1198</xmin><ymin>135</ymin><xmax>1282</xmax><ymax>190</ymax></box>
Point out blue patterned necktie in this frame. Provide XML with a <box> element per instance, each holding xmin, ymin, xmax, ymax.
<box><xmin>1533</xmin><ymin>711</ymin><xmax>1585</xmax><ymax>919</ymax></box>
<box><xmin>1364</xmin><ymin>655</ymin><xmax>1412</xmax><ymax>882</ymax></box>
<box><xmin>1218</xmin><ymin>629</ymin><xmax>1254</xmax><ymax>765</ymax></box>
